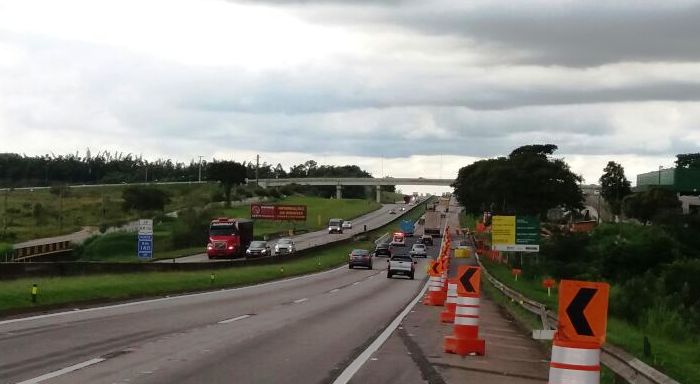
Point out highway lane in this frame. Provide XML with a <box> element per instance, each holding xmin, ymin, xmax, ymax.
<box><xmin>1</xmin><ymin>235</ymin><xmax>439</xmax><ymax>384</ymax></box>
<box><xmin>166</xmin><ymin>202</ymin><xmax>411</xmax><ymax>263</ymax></box>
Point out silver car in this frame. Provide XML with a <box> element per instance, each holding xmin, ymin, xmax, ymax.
<box><xmin>274</xmin><ymin>238</ymin><xmax>296</xmax><ymax>255</ymax></box>
<box><xmin>409</xmin><ymin>243</ymin><xmax>427</xmax><ymax>258</ymax></box>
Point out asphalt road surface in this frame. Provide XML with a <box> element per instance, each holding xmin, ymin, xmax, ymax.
<box><xmin>1</xmin><ymin>231</ymin><xmax>444</xmax><ymax>384</ymax></box>
<box><xmin>166</xmin><ymin>203</ymin><xmax>410</xmax><ymax>263</ymax></box>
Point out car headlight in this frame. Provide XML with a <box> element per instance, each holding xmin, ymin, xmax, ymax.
<box><xmin>261</xmin><ymin>249</ymin><xmax>267</xmax><ymax>254</ymax></box>
<box><xmin>207</xmin><ymin>243</ymin><xmax>213</xmax><ymax>250</ymax></box>
<box><xmin>246</xmin><ymin>249</ymin><xmax>251</xmax><ymax>254</ymax></box>
<box><xmin>228</xmin><ymin>245</ymin><xmax>234</xmax><ymax>250</ymax></box>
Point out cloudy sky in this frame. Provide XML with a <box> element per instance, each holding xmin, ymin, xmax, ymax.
<box><xmin>2</xmin><ymin>0</ymin><xmax>699</xmax><ymax>193</ymax></box>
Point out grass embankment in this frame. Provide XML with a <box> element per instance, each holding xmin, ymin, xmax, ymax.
<box><xmin>0</xmin><ymin>239</ymin><xmax>372</xmax><ymax>314</ymax></box>
<box><xmin>1</xmin><ymin>183</ymin><xmax>219</xmax><ymax>242</ymax></box>
<box><xmin>76</xmin><ymin>196</ymin><xmax>382</xmax><ymax>262</ymax></box>
<box><xmin>0</xmin><ymin>202</ymin><xmax>427</xmax><ymax>314</ymax></box>
<box><xmin>480</xmin><ymin>257</ymin><xmax>698</xmax><ymax>383</ymax></box>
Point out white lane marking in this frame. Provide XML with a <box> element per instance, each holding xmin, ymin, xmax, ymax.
<box><xmin>293</xmin><ymin>298</ymin><xmax>309</xmax><ymax>304</ymax></box>
<box><xmin>329</xmin><ymin>289</ymin><xmax>340</xmax><ymax>294</ymax></box>
<box><xmin>16</xmin><ymin>357</ymin><xmax>106</xmax><ymax>384</ymax></box>
<box><xmin>217</xmin><ymin>314</ymin><xmax>251</xmax><ymax>324</ymax></box>
<box><xmin>333</xmin><ymin>280</ymin><xmax>430</xmax><ymax>384</ymax></box>
<box><xmin>352</xmin><ymin>282</ymin><xmax>361</xmax><ymax>286</ymax></box>
<box><xmin>0</xmin><ymin>265</ymin><xmax>347</xmax><ymax>327</ymax></box>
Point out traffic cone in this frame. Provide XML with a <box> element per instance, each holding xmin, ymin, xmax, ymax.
<box><xmin>549</xmin><ymin>339</ymin><xmax>601</xmax><ymax>384</ymax></box>
<box><xmin>444</xmin><ymin>292</ymin><xmax>485</xmax><ymax>355</ymax></box>
<box><xmin>440</xmin><ymin>279</ymin><xmax>458</xmax><ymax>323</ymax></box>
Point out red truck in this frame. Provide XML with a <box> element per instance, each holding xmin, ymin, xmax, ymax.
<box><xmin>206</xmin><ymin>218</ymin><xmax>254</xmax><ymax>259</ymax></box>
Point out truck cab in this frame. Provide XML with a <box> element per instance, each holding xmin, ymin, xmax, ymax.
<box><xmin>207</xmin><ymin>218</ymin><xmax>253</xmax><ymax>259</ymax></box>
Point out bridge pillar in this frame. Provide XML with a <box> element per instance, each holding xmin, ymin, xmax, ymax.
<box><xmin>336</xmin><ymin>185</ymin><xmax>342</xmax><ymax>199</ymax></box>
<box><xmin>376</xmin><ymin>185</ymin><xmax>381</xmax><ymax>203</ymax></box>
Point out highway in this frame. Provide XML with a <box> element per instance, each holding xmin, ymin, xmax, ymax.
<box><xmin>0</xmin><ymin>230</ymin><xmax>441</xmax><ymax>383</ymax></box>
<box><xmin>167</xmin><ymin>203</ymin><xmax>409</xmax><ymax>263</ymax></box>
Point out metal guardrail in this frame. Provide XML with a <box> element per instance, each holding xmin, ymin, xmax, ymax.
<box><xmin>476</xmin><ymin>256</ymin><xmax>681</xmax><ymax>384</ymax></box>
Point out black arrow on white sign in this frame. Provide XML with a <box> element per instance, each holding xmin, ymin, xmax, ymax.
<box><xmin>566</xmin><ymin>288</ymin><xmax>596</xmax><ymax>336</ymax></box>
<box><xmin>460</xmin><ymin>267</ymin><xmax>477</xmax><ymax>293</ymax></box>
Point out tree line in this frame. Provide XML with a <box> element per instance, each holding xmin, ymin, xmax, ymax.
<box><xmin>0</xmin><ymin>152</ymin><xmax>393</xmax><ymax>194</ymax></box>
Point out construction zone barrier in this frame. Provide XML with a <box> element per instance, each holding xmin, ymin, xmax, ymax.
<box><xmin>440</xmin><ymin>279</ymin><xmax>457</xmax><ymax>323</ymax></box>
<box><xmin>548</xmin><ymin>280</ymin><xmax>609</xmax><ymax>384</ymax></box>
<box><xmin>549</xmin><ymin>340</ymin><xmax>601</xmax><ymax>384</ymax></box>
<box><xmin>444</xmin><ymin>265</ymin><xmax>485</xmax><ymax>356</ymax></box>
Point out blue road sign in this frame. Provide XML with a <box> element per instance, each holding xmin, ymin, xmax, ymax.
<box><xmin>138</xmin><ymin>234</ymin><xmax>153</xmax><ymax>260</ymax></box>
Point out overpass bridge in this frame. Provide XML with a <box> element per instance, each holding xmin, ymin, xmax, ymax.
<box><xmin>247</xmin><ymin>177</ymin><xmax>454</xmax><ymax>201</ymax></box>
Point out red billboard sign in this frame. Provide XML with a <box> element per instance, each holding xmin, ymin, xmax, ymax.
<box><xmin>250</xmin><ymin>204</ymin><xmax>307</xmax><ymax>221</ymax></box>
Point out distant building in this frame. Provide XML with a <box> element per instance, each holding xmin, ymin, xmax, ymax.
<box><xmin>636</xmin><ymin>167</ymin><xmax>700</xmax><ymax>214</ymax></box>
<box><xmin>636</xmin><ymin>167</ymin><xmax>700</xmax><ymax>195</ymax></box>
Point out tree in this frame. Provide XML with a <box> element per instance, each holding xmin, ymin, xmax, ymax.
<box><xmin>675</xmin><ymin>153</ymin><xmax>700</xmax><ymax>169</ymax></box>
<box><xmin>599</xmin><ymin>161</ymin><xmax>632</xmax><ymax>216</ymax></box>
<box><xmin>206</xmin><ymin>160</ymin><xmax>247</xmax><ymax>207</ymax></box>
<box><xmin>122</xmin><ymin>186</ymin><xmax>171</xmax><ymax>212</ymax></box>
<box><xmin>623</xmin><ymin>188</ymin><xmax>681</xmax><ymax>224</ymax></box>
<box><xmin>452</xmin><ymin>144</ymin><xmax>583</xmax><ymax>217</ymax></box>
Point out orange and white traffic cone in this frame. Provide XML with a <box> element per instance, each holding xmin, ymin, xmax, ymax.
<box><xmin>444</xmin><ymin>266</ymin><xmax>485</xmax><ymax>356</ymax></box>
<box><xmin>440</xmin><ymin>279</ymin><xmax>458</xmax><ymax>323</ymax></box>
<box><xmin>444</xmin><ymin>292</ymin><xmax>485</xmax><ymax>355</ymax></box>
<box><xmin>549</xmin><ymin>340</ymin><xmax>601</xmax><ymax>384</ymax></box>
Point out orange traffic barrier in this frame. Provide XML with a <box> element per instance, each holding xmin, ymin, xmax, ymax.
<box><xmin>440</xmin><ymin>278</ymin><xmax>458</xmax><ymax>323</ymax></box>
<box><xmin>423</xmin><ymin>261</ymin><xmax>445</xmax><ymax>306</ymax></box>
<box><xmin>444</xmin><ymin>266</ymin><xmax>485</xmax><ymax>356</ymax></box>
<box><xmin>548</xmin><ymin>280</ymin><xmax>610</xmax><ymax>384</ymax></box>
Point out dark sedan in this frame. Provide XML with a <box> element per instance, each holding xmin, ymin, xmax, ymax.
<box><xmin>348</xmin><ymin>249</ymin><xmax>373</xmax><ymax>269</ymax></box>
<box><xmin>373</xmin><ymin>242</ymin><xmax>392</xmax><ymax>257</ymax></box>
<box><xmin>246</xmin><ymin>241</ymin><xmax>271</xmax><ymax>258</ymax></box>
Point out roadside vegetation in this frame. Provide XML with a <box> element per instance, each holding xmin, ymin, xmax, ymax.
<box><xmin>0</xmin><ymin>201</ymin><xmax>428</xmax><ymax>314</ymax></box>
<box><xmin>1</xmin><ymin>151</ymin><xmax>401</xmax><ymax>243</ymax></box>
<box><xmin>453</xmin><ymin>145</ymin><xmax>700</xmax><ymax>382</ymax></box>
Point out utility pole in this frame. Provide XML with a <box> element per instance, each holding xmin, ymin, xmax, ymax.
<box><xmin>59</xmin><ymin>188</ymin><xmax>64</xmax><ymax>232</ymax></box>
<box><xmin>145</xmin><ymin>166</ymin><xmax>148</xmax><ymax>183</ymax></box>
<box><xmin>256</xmin><ymin>154</ymin><xmax>260</xmax><ymax>186</ymax></box>
<box><xmin>198</xmin><ymin>155</ymin><xmax>204</xmax><ymax>183</ymax></box>
<box><xmin>2</xmin><ymin>189</ymin><xmax>7</xmax><ymax>237</ymax></box>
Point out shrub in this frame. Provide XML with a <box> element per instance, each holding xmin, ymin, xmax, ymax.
<box><xmin>171</xmin><ymin>208</ymin><xmax>212</xmax><ymax>248</ymax></box>
<box><xmin>122</xmin><ymin>186</ymin><xmax>171</xmax><ymax>212</ymax></box>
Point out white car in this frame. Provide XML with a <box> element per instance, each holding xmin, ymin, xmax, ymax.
<box><xmin>387</xmin><ymin>255</ymin><xmax>416</xmax><ymax>279</ymax></box>
<box><xmin>409</xmin><ymin>243</ymin><xmax>427</xmax><ymax>258</ymax></box>
<box><xmin>342</xmin><ymin>221</ymin><xmax>352</xmax><ymax>230</ymax></box>
<box><xmin>274</xmin><ymin>238</ymin><xmax>296</xmax><ymax>255</ymax></box>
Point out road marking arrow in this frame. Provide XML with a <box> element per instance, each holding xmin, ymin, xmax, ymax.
<box><xmin>460</xmin><ymin>267</ymin><xmax>477</xmax><ymax>293</ymax></box>
<box><xmin>566</xmin><ymin>288</ymin><xmax>596</xmax><ymax>336</ymax></box>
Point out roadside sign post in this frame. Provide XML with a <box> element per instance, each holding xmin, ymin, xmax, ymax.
<box><xmin>492</xmin><ymin>215</ymin><xmax>540</xmax><ymax>252</ymax></box>
<box><xmin>137</xmin><ymin>219</ymin><xmax>153</xmax><ymax>261</ymax></box>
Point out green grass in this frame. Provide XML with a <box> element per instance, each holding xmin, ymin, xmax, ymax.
<box><xmin>0</xmin><ymin>239</ymin><xmax>374</xmax><ymax>313</ymax></box>
<box><xmin>479</xmin><ymin>257</ymin><xmax>696</xmax><ymax>383</ymax></box>
<box><xmin>1</xmin><ymin>183</ymin><xmax>220</xmax><ymax>243</ymax></box>
<box><xmin>0</xmin><ymin>201</ymin><xmax>427</xmax><ymax>314</ymax></box>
